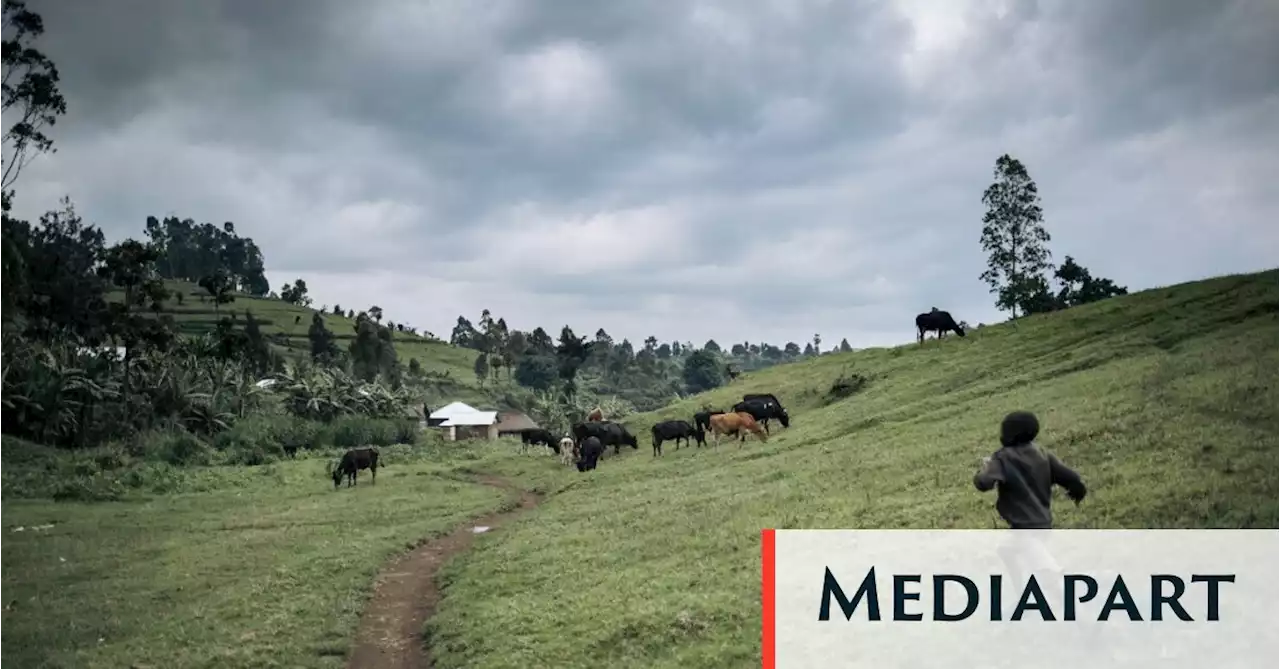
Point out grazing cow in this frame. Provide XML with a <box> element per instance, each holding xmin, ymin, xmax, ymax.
<box><xmin>915</xmin><ymin>310</ymin><xmax>966</xmax><ymax>343</ymax></box>
<box><xmin>576</xmin><ymin>436</ymin><xmax>604</xmax><ymax>472</ymax></box>
<box><xmin>520</xmin><ymin>428</ymin><xmax>559</xmax><ymax>455</ymax></box>
<box><xmin>707</xmin><ymin>412</ymin><xmax>767</xmax><ymax>447</ymax></box>
<box><xmin>651</xmin><ymin>419</ymin><xmax>705</xmax><ymax>456</ymax></box>
<box><xmin>572</xmin><ymin>421</ymin><xmax>639</xmax><ymax>456</ymax></box>
<box><xmin>558</xmin><ymin>437</ymin><xmax>576</xmax><ymax>466</ymax></box>
<box><xmin>332</xmin><ymin>447</ymin><xmax>379</xmax><ymax>488</ymax></box>
<box><xmin>732</xmin><ymin>397</ymin><xmax>791</xmax><ymax>436</ymax></box>
<box><xmin>693</xmin><ymin>410</ymin><xmax>725</xmax><ymax>433</ymax></box>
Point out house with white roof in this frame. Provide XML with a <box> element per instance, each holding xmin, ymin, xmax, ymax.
<box><xmin>428</xmin><ymin>401</ymin><xmax>500</xmax><ymax>441</ymax></box>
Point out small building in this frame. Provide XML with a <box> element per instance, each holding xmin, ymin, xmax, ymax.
<box><xmin>429</xmin><ymin>401</ymin><xmax>499</xmax><ymax>441</ymax></box>
<box><xmin>494</xmin><ymin>411</ymin><xmax>540</xmax><ymax>438</ymax></box>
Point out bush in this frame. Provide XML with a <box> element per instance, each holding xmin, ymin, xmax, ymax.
<box><xmin>50</xmin><ymin>473</ymin><xmax>126</xmax><ymax>502</ymax></box>
<box><xmin>213</xmin><ymin>418</ymin><xmax>284</xmax><ymax>466</ymax></box>
<box><xmin>825</xmin><ymin>369</ymin><xmax>871</xmax><ymax>404</ymax></box>
<box><xmin>331</xmin><ymin>416</ymin><xmax>419</xmax><ymax>448</ymax></box>
<box><xmin>392</xmin><ymin>419</ymin><xmax>420</xmax><ymax>445</ymax></box>
<box><xmin>272</xmin><ymin>416</ymin><xmax>330</xmax><ymax>453</ymax></box>
<box><xmin>134</xmin><ymin>428</ymin><xmax>216</xmax><ymax>466</ymax></box>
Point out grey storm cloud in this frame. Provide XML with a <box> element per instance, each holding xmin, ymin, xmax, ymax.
<box><xmin>8</xmin><ymin>0</ymin><xmax>1277</xmax><ymax>349</ymax></box>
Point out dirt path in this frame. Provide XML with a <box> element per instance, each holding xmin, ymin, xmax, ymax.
<box><xmin>345</xmin><ymin>474</ymin><xmax>542</xmax><ymax>669</ymax></box>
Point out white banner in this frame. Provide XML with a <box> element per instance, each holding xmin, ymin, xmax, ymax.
<box><xmin>764</xmin><ymin>529</ymin><xmax>1279</xmax><ymax>669</ymax></box>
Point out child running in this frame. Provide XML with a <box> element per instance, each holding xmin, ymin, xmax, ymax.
<box><xmin>974</xmin><ymin>410</ymin><xmax>1087</xmax><ymax>529</ymax></box>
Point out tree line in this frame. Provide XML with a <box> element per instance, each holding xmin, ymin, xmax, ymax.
<box><xmin>447</xmin><ymin>310</ymin><xmax>854</xmax><ymax>411</ymax></box>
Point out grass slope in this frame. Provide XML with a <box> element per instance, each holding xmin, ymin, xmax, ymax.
<box><xmin>424</xmin><ymin>269</ymin><xmax>1279</xmax><ymax>668</ymax></box>
<box><xmin>112</xmin><ymin>280</ymin><xmax>485</xmax><ymax>400</ymax></box>
<box><xmin>0</xmin><ymin>443</ymin><xmax>511</xmax><ymax>669</ymax></box>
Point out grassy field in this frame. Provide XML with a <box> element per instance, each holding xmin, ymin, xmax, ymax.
<box><xmin>424</xmin><ymin>269</ymin><xmax>1279</xmax><ymax>668</ymax></box>
<box><xmin>111</xmin><ymin>280</ymin><xmax>486</xmax><ymax>401</ymax></box>
<box><xmin>8</xmin><ymin>269</ymin><xmax>1276</xmax><ymax>668</ymax></box>
<box><xmin>0</xmin><ymin>443</ymin><xmax>515</xmax><ymax>669</ymax></box>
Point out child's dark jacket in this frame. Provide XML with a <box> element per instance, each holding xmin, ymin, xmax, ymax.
<box><xmin>974</xmin><ymin>441</ymin><xmax>1086</xmax><ymax>529</ymax></box>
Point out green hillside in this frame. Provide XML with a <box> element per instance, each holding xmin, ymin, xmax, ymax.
<box><xmin>111</xmin><ymin>280</ymin><xmax>484</xmax><ymax>398</ymax></box>
<box><xmin>424</xmin><ymin>269</ymin><xmax>1279</xmax><ymax>668</ymax></box>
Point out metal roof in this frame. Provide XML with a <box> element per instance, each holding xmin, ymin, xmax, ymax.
<box><xmin>439</xmin><ymin>411</ymin><xmax>498</xmax><ymax>427</ymax></box>
<box><xmin>429</xmin><ymin>401</ymin><xmax>480</xmax><ymax>419</ymax></box>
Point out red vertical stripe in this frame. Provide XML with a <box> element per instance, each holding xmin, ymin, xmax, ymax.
<box><xmin>762</xmin><ymin>528</ymin><xmax>777</xmax><ymax>669</ymax></box>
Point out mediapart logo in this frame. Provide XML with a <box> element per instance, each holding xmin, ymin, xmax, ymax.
<box><xmin>762</xmin><ymin>529</ymin><xmax>1279</xmax><ymax>669</ymax></box>
<box><xmin>817</xmin><ymin>565</ymin><xmax>1235</xmax><ymax>623</ymax></box>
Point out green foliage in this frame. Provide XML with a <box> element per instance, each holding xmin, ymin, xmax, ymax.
<box><xmin>824</xmin><ymin>369</ymin><xmax>870</xmax><ymax>404</ymax></box>
<box><xmin>2</xmin><ymin>0</ymin><xmax>68</xmax><ymax>192</ymax></box>
<box><xmin>330</xmin><ymin>416</ymin><xmax>419</xmax><ymax>449</ymax></box>
<box><xmin>143</xmin><ymin>216</ymin><xmax>269</xmax><ymax>296</ymax></box>
<box><xmin>979</xmin><ymin>153</ymin><xmax>1054</xmax><ymax>319</ymax></box>
<box><xmin>279</xmin><ymin>277</ymin><xmax>310</xmax><ymax>306</ymax></box>
<box><xmin>682</xmin><ymin>348</ymin><xmax>725</xmax><ymax>393</ymax></box>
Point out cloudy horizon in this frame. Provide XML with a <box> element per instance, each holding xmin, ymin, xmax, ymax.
<box><xmin>7</xmin><ymin>0</ymin><xmax>1277</xmax><ymax>349</ymax></box>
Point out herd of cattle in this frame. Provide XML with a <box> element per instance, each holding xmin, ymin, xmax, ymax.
<box><xmin>517</xmin><ymin>393</ymin><xmax>793</xmax><ymax>472</ymax></box>
<box><xmin>328</xmin><ymin>308</ymin><xmax>966</xmax><ymax>485</ymax></box>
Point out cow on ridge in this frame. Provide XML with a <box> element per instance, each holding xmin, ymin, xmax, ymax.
<box><xmin>915</xmin><ymin>310</ymin><xmax>966</xmax><ymax>343</ymax></box>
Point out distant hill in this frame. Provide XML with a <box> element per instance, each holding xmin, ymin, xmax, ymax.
<box><xmin>108</xmin><ymin>280</ymin><xmax>488</xmax><ymax>403</ymax></box>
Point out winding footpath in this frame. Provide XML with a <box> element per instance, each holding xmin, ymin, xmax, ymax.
<box><xmin>345</xmin><ymin>475</ymin><xmax>543</xmax><ymax>669</ymax></box>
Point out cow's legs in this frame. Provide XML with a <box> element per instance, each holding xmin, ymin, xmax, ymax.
<box><xmin>371</xmin><ymin>464</ymin><xmax>377</xmax><ymax>484</ymax></box>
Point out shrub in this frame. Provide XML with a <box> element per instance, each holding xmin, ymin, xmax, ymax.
<box><xmin>824</xmin><ymin>369</ymin><xmax>871</xmax><ymax>404</ymax></box>
<box><xmin>134</xmin><ymin>428</ymin><xmax>216</xmax><ymax>466</ymax></box>
<box><xmin>213</xmin><ymin>417</ymin><xmax>284</xmax><ymax>466</ymax></box>
<box><xmin>272</xmin><ymin>416</ymin><xmax>329</xmax><ymax>453</ymax></box>
<box><xmin>392</xmin><ymin>419</ymin><xmax>420</xmax><ymax>445</ymax></box>
<box><xmin>50</xmin><ymin>473</ymin><xmax>126</xmax><ymax>502</ymax></box>
<box><xmin>331</xmin><ymin>416</ymin><xmax>417</xmax><ymax>448</ymax></box>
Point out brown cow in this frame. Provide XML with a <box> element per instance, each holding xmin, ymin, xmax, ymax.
<box><xmin>707</xmin><ymin>411</ymin><xmax>767</xmax><ymax>448</ymax></box>
<box><xmin>587</xmin><ymin>407</ymin><xmax>604</xmax><ymax>422</ymax></box>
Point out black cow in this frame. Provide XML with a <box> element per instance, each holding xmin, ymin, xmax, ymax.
<box><xmin>520</xmin><ymin>428</ymin><xmax>560</xmax><ymax>454</ymax></box>
<box><xmin>915</xmin><ymin>310</ymin><xmax>966</xmax><ymax>343</ymax></box>
<box><xmin>651</xmin><ymin>419</ymin><xmax>705</xmax><ymax>456</ymax></box>
<box><xmin>572</xmin><ymin>421</ymin><xmax>639</xmax><ymax>456</ymax></box>
<box><xmin>332</xmin><ymin>447</ymin><xmax>379</xmax><ymax>488</ymax></box>
<box><xmin>576</xmin><ymin>436</ymin><xmax>604</xmax><ymax>472</ymax></box>
<box><xmin>693</xmin><ymin>410</ymin><xmax>725</xmax><ymax>433</ymax></box>
<box><xmin>732</xmin><ymin>398</ymin><xmax>791</xmax><ymax>437</ymax></box>
<box><xmin>283</xmin><ymin>444</ymin><xmax>299</xmax><ymax>459</ymax></box>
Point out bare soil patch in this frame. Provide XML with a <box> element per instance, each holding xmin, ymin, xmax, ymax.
<box><xmin>345</xmin><ymin>475</ymin><xmax>541</xmax><ymax>669</ymax></box>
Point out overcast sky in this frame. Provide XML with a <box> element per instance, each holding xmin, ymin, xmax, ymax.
<box><xmin>9</xmin><ymin>0</ymin><xmax>1277</xmax><ymax>349</ymax></box>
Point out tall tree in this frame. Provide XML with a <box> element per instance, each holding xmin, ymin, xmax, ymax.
<box><xmin>198</xmin><ymin>269</ymin><xmax>235</xmax><ymax>315</ymax></box>
<box><xmin>473</xmin><ymin>353</ymin><xmax>490</xmax><ymax>388</ymax></box>
<box><xmin>683</xmin><ymin>349</ymin><xmax>725</xmax><ymax>393</ymax></box>
<box><xmin>2</xmin><ymin>0</ymin><xmax>68</xmax><ymax>192</ymax></box>
<box><xmin>308</xmin><ymin>312</ymin><xmax>339</xmax><ymax>363</ymax></box>
<box><xmin>839</xmin><ymin>338</ymin><xmax>853</xmax><ymax>353</ymax></box>
<box><xmin>979</xmin><ymin>154</ymin><xmax>1054</xmax><ymax>320</ymax></box>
